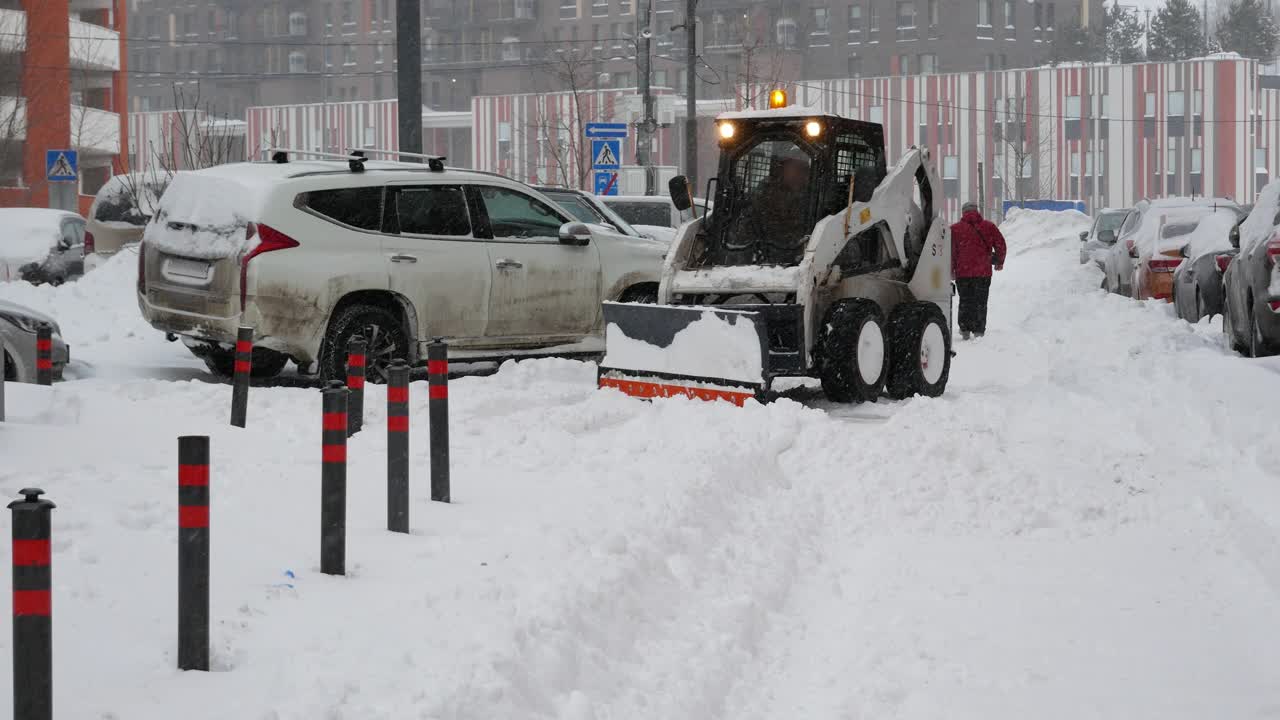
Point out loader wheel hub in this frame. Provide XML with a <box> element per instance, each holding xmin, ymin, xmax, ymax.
<box><xmin>856</xmin><ymin>322</ymin><xmax>885</xmax><ymax>385</ymax></box>
<box><xmin>920</xmin><ymin>323</ymin><xmax>946</xmax><ymax>384</ymax></box>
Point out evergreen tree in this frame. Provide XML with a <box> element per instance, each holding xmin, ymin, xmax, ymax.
<box><xmin>1051</xmin><ymin>22</ymin><xmax>1106</xmax><ymax>64</ymax></box>
<box><xmin>1215</xmin><ymin>0</ymin><xmax>1280</xmax><ymax>60</ymax></box>
<box><xmin>1105</xmin><ymin>3</ymin><xmax>1147</xmax><ymax>64</ymax></box>
<box><xmin>1149</xmin><ymin>0</ymin><xmax>1210</xmax><ymax>61</ymax></box>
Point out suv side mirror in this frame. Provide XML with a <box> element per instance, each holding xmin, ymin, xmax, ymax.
<box><xmin>558</xmin><ymin>222</ymin><xmax>592</xmax><ymax>246</ymax></box>
<box><xmin>1098</xmin><ymin>229</ymin><xmax>1116</xmax><ymax>244</ymax></box>
<box><xmin>1079</xmin><ymin>231</ymin><xmax>1089</xmax><ymax>242</ymax></box>
<box><xmin>668</xmin><ymin>175</ymin><xmax>692</xmax><ymax>212</ymax></box>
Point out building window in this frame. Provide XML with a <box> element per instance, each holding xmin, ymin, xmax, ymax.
<box><xmin>849</xmin><ymin>4</ymin><xmax>863</xmax><ymax>40</ymax></box>
<box><xmin>1144</xmin><ymin>93</ymin><xmax>1156</xmax><ymax>117</ymax></box>
<box><xmin>869</xmin><ymin>4</ymin><xmax>879</xmax><ymax>32</ymax></box>
<box><xmin>813</xmin><ymin>7</ymin><xmax>830</xmax><ymax>33</ymax></box>
<box><xmin>943</xmin><ymin>155</ymin><xmax>959</xmax><ymax>179</ymax></box>
<box><xmin>897</xmin><ymin>54</ymin><xmax>911</xmax><ymax>75</ymax></box>
<box><xmin>978</xmin><ymin>0</ymin><xmax>991</xmax><ymax>26</ymax></box>
<box><xmin>1046</xmin><ymin>1</ymin><xmax>1055</xmax><ymax>28</ymax></box>
<box><xmin>1034</xmin><ymin>0</ymin><xmax>1043</xmax><ymax>27</ymax></box>
<box><xmin>502</xmin><ymin>37</ymin><xmax>521</xmax><ymax>61</ymax></box>
<box><xmin>1004</xmin><ymin>0</ymin><xmax>1015</xmax><ymax>27</ymax></box>
<box><xmin>870</xmin><ymin>105</ymin><xmax>884</xmax><ymax>124</ymax></box>
<box><xmin>777</xmin><ymin>18</ymin><xmax>798</xmax><ymax>47</ymax></box>
<box><xmin>561</xmin><ymin>0</ymin><xmax>578</xmax><ymax>19</ymax></box>
<box><xmin>927</xmin><ymin>0</ymin><xmax>940</xmax><ymax>35</ymax></box>
<box><xmin>897</xmin><ymin>2</ymin><xmax>916</xmax><ymax>28</ymax></box>
<box><xmin>1193</xmin><ymin>90</ymin><xmax>1203</xmax><ymax>115</ymax></box>
<box><xmin>343</xmin><ymin>43</ymin><xmax>356</xmax><ymax>65</ymax></box>
<box><xmin>985</xmin><ymin>53</ymin><xmax>997</xmax><ymax>70</ymax></box>
<box><xmin>918</xmin><ymin>53</ymin><xmax>937</xmax><ymax>74</ymax></box>
<box><xmin>592</xmin><ymin>0</ymin><xmax>608</xmax><ymax>17</ymax></box>
<box><xmin>848</xmin><ymin>55</ymin><xmax>863</xmax><ymax>76</ymax></box>
<box><xmin>1255</xmin><ymin>147</ymin><xmax>1268</xmax><ymax>174</ymax></box>
<box><xmin>342</xmin><ymin>1</ymin><xmax>354</xmax><ymax>26</ymax></box>
<box><xmin>1065</xmin><ymin>95</ymin><xmax>1081</xmax><ymax>119</ymax></box>
<box><xmin>1070</xmin><ymin>150</ymin><xmax>1080</xmax><ymax>177</ymax></box>
<box><xmin>1190</xmin><ymin>148</ymin><xmax>1203</xmax><ymax>174</ymax></box>
<box><xmin>288</xmin><ymin>50</ymin><xmax>307</xmax><ymax>73</ymax></box>
<box><xmin>289</xmin><ymin>11</ymin><xmax>307</xmax><ymax>36</ymax></box>
<box><xmin>375</xmin><ymin>43</ymin><xmax>386</xmax><ymax>64</ymax></box>
<box><xmin>1168</xmin><ymin>91</ymin><xmax>1185</xmax><ymax>116</ymax></box>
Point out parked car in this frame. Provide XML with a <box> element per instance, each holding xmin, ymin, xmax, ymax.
<box><xmin>138</xmin><ymin>158</ymin><xmax>668</xmax><ymax>380</ymax></box>
<box><xmin>600</xmin><ymin>194</ymin><xmax>711</xmax><ymax>229</ymax></box>
<box><xmin>537</xmin><ymin>186</ymin><xmax>677</xmax><ymax>245</ymax></box>
<box><xmin>0</xmin><ymin>209</ymin><xmax>86</xmax><ymax>285</ymax></box>
<box><xmin>1223</xmin><ymin>180</ymin><xmax>1280</xmax><ymax>356</ymax></box>
<box><xmin>0</xmin><ymin>300</ymin><xmax>70</xmax><ymax>383</ymax></box>
<box><xmin>1172</xmin><ymin>209</ymin><xmax>1247</xmax><ymax>322</ymax></box>
<box><xmin>85</xmin><ymin>171</ymin><xmax>176</xmax><ymax>271</ymax></box>
<box><xmin>1102</xmin><ymin>197</ymin><xmax>1237</xmax><ymax>297</ymax></box>
<box><xmin>1078</xmin><ymin>208</ymin><xmax>1130</xmax><ymax>272</ymax></box>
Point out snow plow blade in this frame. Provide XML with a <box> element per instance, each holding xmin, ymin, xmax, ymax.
<box><xmin>597</xmin><ymin>302</ymin><xmax>770</xmax><ymax>406</ymax></box>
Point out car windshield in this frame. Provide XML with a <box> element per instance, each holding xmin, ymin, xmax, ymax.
<box><xmin>606</xmin><ymin>200</ymin><xmax>672</xmax><ymax>227</ymax></box>
<box><xmin>1096</xmin><ymin>212</ymin><xmax>1126</xmax><ymax>236</ymax></box>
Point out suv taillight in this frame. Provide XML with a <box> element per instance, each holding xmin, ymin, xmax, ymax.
<box><xmin>239</xmin><ymin>224</ymin><xmax>299</xmax><ymax>311</ymax></box>
<box><xmin>1148</xmin><ymin>258</ymin><xmax>1181</xmax><ymax>273</ymax></box>
<box><xmin>84</xmin><ymin>230</ymin><xmax>95</xmax><ymax>255</ymax></box>
<box><xmin>136</xmin><ymin>241</ymin><xmax>145</xmax><ymax>294</ymax></box>
<box><xmin>1215</xmin><ymin>254</ymin><xmax>1233</xmax><ymax>273</ymax></box>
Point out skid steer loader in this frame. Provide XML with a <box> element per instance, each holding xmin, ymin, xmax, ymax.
<box><xmin>597</xmin><ymin>94</ymin><xmax>954</xmax><ymax>405</ymax></box>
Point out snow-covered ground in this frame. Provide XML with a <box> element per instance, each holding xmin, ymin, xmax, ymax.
<box><xmin>1</xmin><ymin>210</ymin><xmax>1279</xmax><ymax>718</ymax></box>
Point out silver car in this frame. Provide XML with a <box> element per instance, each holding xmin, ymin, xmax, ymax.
<box><xmin>0</xmin><ymin>300</ymin><xmax>70</xmax><ymax>383</ymax></box>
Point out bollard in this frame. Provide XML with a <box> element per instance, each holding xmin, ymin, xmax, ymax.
<box><xmin>321</xmin><ymin>381</ymin><xmax>347</xmax><ymax>575</ymax></box>
<box><xmin>386</xmin><ymin>359</ymin><xmax>410</xmax><ymax>533</ymax></box>
<box><xmin>9</xmin><ymin>488</ymin><xmax>54</xmax><ymax>720</ymax></box>
<box><xmin>177</xmin><ymin>436</ymin><xmax>210</xmax><ymax>671</ymax></box>
<box><xmin>345</xmin><ymin>334</ymin><xmax>366</xmax><ymax>437</ymax></box>
<box><xmin>427</xmin><ymin>338</ymin><xmax>450</xmax><ymax>503</ymax></box>
<box><xmin>34</xmin><ymin>324</ymin><xmax>52</xmax><ymax>387</ymax></box>
<box><xmin>230</xmin><ymin>326</ymin><xmax>253</xmax><ymax>428</ymax></box>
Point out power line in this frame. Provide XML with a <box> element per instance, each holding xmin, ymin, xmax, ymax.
<box><xmin>0</xmin><ymin>30</ymin><xmax>643</xmax><ymax>49</ymax></box>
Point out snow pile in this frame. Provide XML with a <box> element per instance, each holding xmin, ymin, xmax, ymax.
<box><xmin>142</xmin><ymin>172</ymin><xmax>257</xmax><ymax>260</ymax></box>
<box><xmin>0</xmin><ymin>208</ymin><xmax>73</xmax><ymax>267</ymax></box>
<box><xmin>998</xmin><ymin>207</ymin><xmax>1091</xmax><ymax>254</ymax></box>
<box><xmin>1181</xmin><ymin>208</ymin><xmax>1239</xmax><ymax>261</ymax></box>
<box><xmin>670</xmin><ymin>264</ymin><xmax>801</xmax><ymax>292</ymax></box>
<box><xmin>602</xmin><ymin>307</ymin><xmax>765</xmax><ymax>383</ymax></box>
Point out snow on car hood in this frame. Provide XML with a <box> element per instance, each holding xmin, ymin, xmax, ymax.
<box><xmin>142</xmin><ymin>172</ymin><xmax>258</xmax><ymax>260</ymax></box>
<box><xmin>0</xmin><ymin>209</ymin><xmax>75</xmax><ymax>265</ymax></box>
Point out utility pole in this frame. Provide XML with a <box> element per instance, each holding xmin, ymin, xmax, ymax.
<box><xmin>396</xmin><ymin>0</ymin><xmax>423</xmax><ymax>156</ymax></box>
<box><xmin>637</xmin><ymin>0</ymin><xmax>657</xmax><ymax>195</ymax></box>
<box><xmin>684</xmin><ymin>0</ymin><xmax>698</xmax><ymax>191</ymax></box>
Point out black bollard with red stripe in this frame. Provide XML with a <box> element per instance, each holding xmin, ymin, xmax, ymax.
<box><xmin>386</xmin><ymin>358</ymin><xmax>410</xmax><ymax>533</ymax></box>
<box><xmin>9</xmin><ymin>488</ymin><xmax>54</xmax><ymax>720</ymax></box>
<box><xmin>230</xmin><ymin>326</ymin><xmax>253</xmax><ymax>428</ymax></box>
<box><xmin>427</xmin><ymin>338</ymin><xmax>450</xmax><ymax>503</ymax></box>
<box><xmin>34</xmin><ymin>324</ymin><xmax>52</xmax><ymax>386</ymax></box>
<box><xmin>345</xmin><ymin>334</ymin><xmax>366</xmax><ymax>437</ymax></box>
<box><xmin>321</xmin><ymin>381</ymin><xmax>347</xmax><ymax>575</ymax></box>
<box><xmin>177</xmin><ymin>436</ymin><xmax>210</xmax><ymax>671</ymax></box>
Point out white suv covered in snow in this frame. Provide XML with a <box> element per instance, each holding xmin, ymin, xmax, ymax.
<box><xmin>137</xmin><ymin>157</ymin><xmax>667</xmax><ymax>379</ymax></box>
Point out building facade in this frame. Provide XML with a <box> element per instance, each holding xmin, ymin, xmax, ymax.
<box><xmin>0</xmin><ymin>0</ymin><xmax>128</xmax><ymax>211</ymax></box>
<box><xmin>471</xmin><ymin>55</ymin><xmax>1275</xmax><ymax>215</ymax></box>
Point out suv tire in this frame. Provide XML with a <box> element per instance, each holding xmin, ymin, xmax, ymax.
<box><xmin>886</xmin><ymin>302</ymin><xmax>951</xmax><ymax>400</ymax></box>
<box><xmin>203</xmin><ymin>347</ymin><xmax>289</xmax><ymax>378</ymax></box>
<box><xmin>819</xmin><ymin>299</ymin><xmax>888</xmax><ymax>404</ymax></box>
<box><xmin>320</xmin><ymin>303</ymin><xmax>410</xmax><ymax>383</ymax></box>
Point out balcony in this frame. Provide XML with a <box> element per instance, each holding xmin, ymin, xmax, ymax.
<box><xmin>69</xmin><ymin>18</ymin><xmax>120</xmax><ymax>72</ymax></box>
<box><xmin>0</xmin><ymin>8</ymin><xmax>25</xmax><ymax>55</ymax></box>
<box><xmin>71</xmin><ymin>105</ymin><xmax>120</xmax><ymax>155</ymax></box>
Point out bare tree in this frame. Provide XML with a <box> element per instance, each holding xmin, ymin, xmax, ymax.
<box><xmin>994</xmin><ymin>94</ymin><xmax>1057</xmax><ymax>204</ymax></box>
<box><xmin>530</xmin><ymin>48</ymin><xmax>601</xmax><ymax>189</ymax></box>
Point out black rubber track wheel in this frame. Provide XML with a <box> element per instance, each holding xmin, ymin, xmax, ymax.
<box><xmin>819</xmin><ymin>298</ymin><xmax>888</xmax><ymax>404</ymax></box>
<box><xmin>885</xmin><ymin>302</ymin><xmax>952</xmax><ymax>400</ymax></box>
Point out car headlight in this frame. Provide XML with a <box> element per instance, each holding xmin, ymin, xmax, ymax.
<box><xmin>0</xmin><ymin>312</ymin><xmax>45</xmax><ymax>334</ymax></box>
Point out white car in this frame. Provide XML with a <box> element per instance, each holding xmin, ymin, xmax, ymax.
<box><xmin>601</xmin><ymin>194</ymin><xmax>711</xmax><ymax>229</ymax></box>
<box><xmin>85</xmin><ymin>171</ymin><xmax>178</xmax><ymax>271</ymax></box>
<box><xmin>137</xmin><ymin>157</ymin><xmax>668</xmax><ymax>379</ymax></box>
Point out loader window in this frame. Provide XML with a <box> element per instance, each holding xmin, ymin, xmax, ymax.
<box><xmin>719</xmin><ymin>137</ymin><xmax>815</xmax><ymax>265</ymax></box>
<box><xmin>835</xmin><ymin>223</ymin><xmax>891</xmax><ymax>274</ymax></box>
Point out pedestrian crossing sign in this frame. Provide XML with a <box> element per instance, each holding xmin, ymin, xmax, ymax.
<box><xmin>592</xmin><ymin>139</ymin><xmax>621</xmax><ymax>170</ymax></box>
<box><xmin>46</xmin><ymin>150</ymin><xmax>78</xmax><ymax>183</ymax></box>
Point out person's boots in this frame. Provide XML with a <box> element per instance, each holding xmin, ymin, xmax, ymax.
<box><xmin>960</xmin><ymin>330</ymin><xmax>971</xmax><ymax>341</ymax></box>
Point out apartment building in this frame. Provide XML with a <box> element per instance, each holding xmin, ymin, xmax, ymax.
<box><xmin>0</xmin><ymin>0</ymin><xmax>128</xmax><ymax>210</ymax></box>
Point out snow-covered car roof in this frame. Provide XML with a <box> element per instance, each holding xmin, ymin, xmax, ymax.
<box><xmin>1181</xmin><ymin>209</ymin><xmax>1240</xmax><ymax>261</ymax></box>
<box><xmin>1238</xmin><ymin>179</ymin><xmax>1280</xmax><ymax>255</ymax></box>
<box><xmin>0</xmin><ymin>208</ymin><xmax>81</xmax><ymax>265</ymax></box>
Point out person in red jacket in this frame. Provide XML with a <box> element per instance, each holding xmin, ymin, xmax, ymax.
<box><xmin>950</xmin><ymin>202</ymin><xmax>1007</xmax><ymax>339</ymax></box>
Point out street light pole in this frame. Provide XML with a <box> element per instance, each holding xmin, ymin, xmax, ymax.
<box><xmin>684</xmin><ymin>0</ymin><xmax>698</xmax><ymax>191</ymax></box>
<box><xmin>637</xmin><ymin>0</ymin><xmax>656</xmax><ymax>194</ymax></box>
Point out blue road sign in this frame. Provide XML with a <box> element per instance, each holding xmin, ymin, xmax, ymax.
<box><xmin>585</xmin><ymin>122</ymin><xmax>628</xmax><ymax>139</ymax></box>
<box><xmin>46</xmin><ymin>150</ymin><xmax>78</xmax><ymax>183</ymax></box>
<box><xmin>594</xmin><ymin>171</ymin><xmax>619</xmax><ymax>196</ymax></box>
<box><xmin>591</xmin><ymin>139</ymin><xmax>621</xmax><ymax>170</ymax></box>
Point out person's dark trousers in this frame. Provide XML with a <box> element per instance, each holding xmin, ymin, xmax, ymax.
<box><xmin>955</xmin><ymin>277</ymin><xmax>992</xmax><ymax>335</ymax></box>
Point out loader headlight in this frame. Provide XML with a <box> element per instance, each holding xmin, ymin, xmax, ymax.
<box><xmin>805</xmin><ymin>120</ymin><xmax>822</xmax><ymax>138</ymax></box>
<box><xmin>718</xmin><ymin>122</ymin><xmax>736</xmax><ymax>140</ymax></box>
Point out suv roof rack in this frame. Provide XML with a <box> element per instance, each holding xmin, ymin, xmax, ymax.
<box><xmin>268</xmin><ymin>147</ymin><xmax>368</xmax><ymax>173</ymax></box>
<box><xmin>359</xmin><ymin>148</ymin><xmax>447</xmax><ymax>172</ymax></box>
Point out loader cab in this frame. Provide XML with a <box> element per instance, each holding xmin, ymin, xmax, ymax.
<box><xmin>690</xmin><ymin>111</ymin><xmax>887</xmax><ymax>268</ymax></box>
